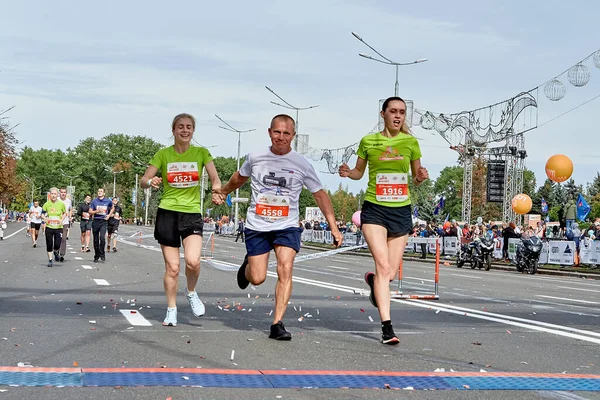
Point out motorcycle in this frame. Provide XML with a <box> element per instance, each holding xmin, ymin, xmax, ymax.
<box><xmin>515</xmin><ymin>235</ymin><xmax>543</xmax><ymax>275</ymax></box>
<box><xmin>457</xmin><ymin>238</ymin><xmax>483</xmax><ymax>269</ymax></box>
<box><xmin>479</xmin><ymin>236</ymin><xmax>496</xmax><ymax>271</ymax></box>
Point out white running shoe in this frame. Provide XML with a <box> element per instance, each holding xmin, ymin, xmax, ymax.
<box><xmin>186</xmin><ymin>291</ymin><xmax>205</xmax><ymax>317</ymax></box>
<box><xmin>162</xmin><ymin>308</ymin><xmax>177</xmax><ymax>327</ymax></box>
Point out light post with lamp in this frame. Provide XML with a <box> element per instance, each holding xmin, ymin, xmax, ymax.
<box><xmin>351</xmin><ymin>32</ymin><xmax>427</xmax><ymax>97</ymax></box>
<box><xmin>105</xmin><ymin>167</ymin><xmax>125</xmax><ymax>198</ymax></box>
<box><xmin>214</xmin><ymin>114</ymin><xmax>255</xmax><ymax>230</ymax></box>
<box><xmin>265</xmin><ymin>86</ymin><xmax>318</xmax><ymax>152</ymax></box>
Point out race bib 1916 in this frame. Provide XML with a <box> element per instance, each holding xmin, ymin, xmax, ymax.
<box><xmin>375</xmin><ymin>173</ymin><xmax>409</xmax><ymax>202</ymax></box>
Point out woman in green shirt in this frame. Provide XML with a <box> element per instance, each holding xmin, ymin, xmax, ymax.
<box><xmin>339</xmin><ymin>97</ymin><xmax>429</xmax><ymax>345</ymax></box>
<box><xmin>142</xmin><ymin>113</ymin><xmax>222</xmax><ymax>327</ymax></box>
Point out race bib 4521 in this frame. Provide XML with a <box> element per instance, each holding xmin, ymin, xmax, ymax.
<box><xmin>167</xmin><ymin>162</ymin><xmax>199</xmax><ymax>188</ymax></box>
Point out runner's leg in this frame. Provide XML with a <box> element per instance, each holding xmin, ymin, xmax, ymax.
<box><xmin>182</xmin><ymin>235</ymin><xmax>202</xmax><ymax>292</ymax></box>
<box><xmin>60</xmin><ymin>224</ymin><xmax>69</xmax><ymax>257</ymax></box>
<box><xmin>361</xmin><ymin>224</ymin><xmax>394</xmax><ymax>322</ymax></box>
<box><xmin>272</xmin><ymin>245</ymin><xmax>296</xmax><ymax>324</ymax></box>
<box><xmin>161</xmin><ymin>245</ymin><xmax>181</xmax><ymax>308</ymax></box>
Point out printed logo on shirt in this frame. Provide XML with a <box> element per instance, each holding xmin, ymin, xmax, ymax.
<box><xmin>378</xmin><ymin>146</ymin><xmax>404</xmax><ymax>161</ymax></box>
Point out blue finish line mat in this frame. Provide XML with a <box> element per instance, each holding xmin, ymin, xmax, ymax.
<box><xmin>1</xmin><ymin>367</ymin><xmax>599</xmax><ymax>391</ymax></box>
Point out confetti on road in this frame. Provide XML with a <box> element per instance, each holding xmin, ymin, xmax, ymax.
<box><xmin>368</xmin><ymin>316</ymin><xmax>374</xmax><ymax>322</ymax></box>
<box><xmin>230</xmin><ymin>350</ymin><xmax>235</xmax><ymax>361</ymax></box>
<box><xmin>506</xmin><ymin>330</ymin><xmax>512</xmax><ymax>334</ymax></box>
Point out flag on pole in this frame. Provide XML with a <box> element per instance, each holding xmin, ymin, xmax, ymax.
<box><xmin>541</xmin><ymin>197</ymin><xmax>548</xmax><ymax>214</ymax></box>
<box><xmin>433</xmin><ymin>196</ymin><xmax>445</xmax><ymax>215</ymax></box>
<box><xmin>226</xmin><ymin>194</ymin><xmax>233</xmax><ymax>207</ymax></box>
<box><xmin>413</xmin><ymin>206</ymin><xmax>419</xmax><ymax>218</ymax></box>
<box><xmin>444</xmin><ymin>213</ymin><xmax>450</xmax><ymax>222</ymax></box>
<box><xmin>576</xmin><ymin>194</ymin><xmax>590</xmax><ymax>221</ymax></box>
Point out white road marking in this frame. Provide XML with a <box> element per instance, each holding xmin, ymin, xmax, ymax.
<box><xmin>2</xmin><ymin>227</ymin><xmax>27</xmax><ymax>239</ymax></box>
<box><xmin>264</xmin><ymin>271</ymin><xmax>600</xmax><ymax>345</ymax></box>
<box><xmin>403</xmin><ymin>277</ymin><xmax>435</xmax><ymax>283</ymax></box>
<box><xmin>93</xmin><ymin>279</ymin><xmax>110</xmax><ymax>286</ymax></box>
<box><xmin>531</xmin><ymin>299</ymin><xmax>600</xmax><ymax>312</ymax></box>
<box><xmin>70</xmin><ymin>251</ymin><xmax>77</xmax><ymax>254</ymax></box>
<box><xmin>119</xmin><ymin>309</ymin><xmax>152</xmax><ymax>326</ymax></box>
<box><xmin>82</xmin><ymin>265</ymin><xmax>93</xmax><ymax>270</ymax></box>
<box><xmin>448</xmin><ymin>273</ymin><xmax>483</xmax><ymax>279</ymax></box>
<box><xmin>536</xmin><ymin>295</ymin><xmax>600</xmax><ymax>305</ymax></box>
<box><xmin>445</xmin><ymin>292</ymin><xmax>510</xmax><ymax>303</ymax></box>
<box><xmin>324</xmin><ymin>265</ymin><xmax>349</xmax><ymax>271</ymax></box>
<box><xmin>557</xmin><ymin>286</ymin><xmax>600</xmax><ymax>293</ymax></box>
<box><xmin>74</xmin><ymin>257</ymin><xmax>83</xmax><ymax>260</ymax></box>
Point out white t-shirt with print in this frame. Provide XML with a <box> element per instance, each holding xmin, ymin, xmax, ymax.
<box><xmin>240</xmin><ymin>148</ymin><xmax>323</xmax><ymax>232</ymax></box>
<box><xmin>29</xmin><ymin>206</ymin><xmax>43</xmax><ymax>224</ymax></box>
<box><xmin>60</xmin><ymin>198</ymin><xmax>72</xmax><ymax>225</ymax></box>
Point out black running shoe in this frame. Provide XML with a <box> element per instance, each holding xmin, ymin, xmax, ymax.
<box><xmin>59</xmin><ymin>256</ymin><xmax>64</xmax><ymax>262</ymax></box>
<box><xmin>113</xmin><ymin>248</ymin><xmax>117</xmax><ymax>252</ymax></box>
<box><xmin>93</xmin><ymin>258</ymin><xmax>99</xmax><ymax>263</ymax></box>
<box><xmin>100</xmin><ymin>256</ymin><xmax>106</xmax><ymax>262</ymax></box>
<box><xmin>237</xmin><ymin>254</ymin><xmax>250</xmax><ymax>290</ymax></box>
<box><xmin>54</xmin><ymin>251</ymin><xmax>60</xmax><ymax>262</ymax></box>
<box><xmin>269</xmin><ymin>321</ymin><xmax>292</xmax><ymax>341</ymax></box>
<box><xmin>381</xmin><ymin>324</ymin><xmax>400</xmax><ymax>345</ymax></box>
<box><xmin>364</xmin><ymin>271</ymin><xmax>378</xmax><ymax>308</ymax></box>
<box><xmin>47</xmin><ymin>260</ymin><xmax>53</xmax><ymax>268</ymax></box>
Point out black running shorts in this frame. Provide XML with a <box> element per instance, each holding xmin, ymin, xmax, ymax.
<box><xmin>360</xmin><ymin>201</ymin><xmax>412</xmax><ymax>237</ymax></box>
<box><xmin>154</xmin><ymin>207</ymin><xmax>203</xmax><ymax>248</ymax></box>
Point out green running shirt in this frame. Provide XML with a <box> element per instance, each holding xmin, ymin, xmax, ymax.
<box><xmin>43</xmin><ymin>200</ymin><xmax>67</xmax><ymax>229</ymax></box>
<box><xmin>356</xmin><ymin>132</ymin><xmax>422</xmax><ymax>208</ymax></box>
<box><xmin>149</xmin><ymin>145</ymin><xmax>214</xmax><ymax>214</ymax></box>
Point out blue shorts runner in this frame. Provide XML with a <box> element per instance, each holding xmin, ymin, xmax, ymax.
<box><xmin>245</xmin><ymin>227</ymin><xmax>302</xmax><ymax>256</ymax></box>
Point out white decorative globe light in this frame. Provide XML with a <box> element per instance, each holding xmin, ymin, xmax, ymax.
<box><xmin>567</xmin><ymin>63</ymin><xmax>590</xmax><ymax>87</ymax></box>
<box><xmin>594</xmin><ymin>50</ymin><xmax>600</xmax><ymax>69</ymax></box>
<box><xmin>544</xmin><ymin>79</ymin><xmax>566</xmax><ymax>101</ymax></box>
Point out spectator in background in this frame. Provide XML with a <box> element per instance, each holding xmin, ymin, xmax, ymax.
<box><xmin>502</xmin><ymin>222</ymin><xmax>519</xmax><ymax>261</ymax></box>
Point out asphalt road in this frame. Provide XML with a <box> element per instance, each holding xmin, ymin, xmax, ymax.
<box><xmin>1</xmin><ymin>221</ymin><xmax>599</xmax><ymax>400</ymax></box>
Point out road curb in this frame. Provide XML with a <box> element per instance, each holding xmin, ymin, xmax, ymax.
<box><xmin>300</xmin><ymin>244</ymin><xmax>600</xmax><ymax>280</ymax></box>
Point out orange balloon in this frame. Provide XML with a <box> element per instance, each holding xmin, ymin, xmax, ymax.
<box><xmin>512</xmin><ymin>194</ymin><xmax>532</xmax><ymax>215</ymax></box>
<box><xmin>545</xmin><ymin>154</ymin><xmax>573</xmax><ymax>183</ymax></box>
<box><xmin>443</xmin><ymin>221</ymin><xmax>451</xmax><ymax>229</ymax></box>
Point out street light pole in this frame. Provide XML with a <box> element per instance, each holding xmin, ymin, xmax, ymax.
<box><xmin>265</xmin><ymin>86</ymin><xmax>319</xmax><ymax>152</ymax></box>
<box><xmin>214</xmin><ymin>114</ymin><xmax>255</xmax><ymax>231</ymax></box>
<box><xmin>351</xmin><ymin>31</ymin><xmax>427</xmax><ymax>97</ymax></box>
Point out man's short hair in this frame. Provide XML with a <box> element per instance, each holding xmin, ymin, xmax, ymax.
<box><xmin>270</xmin><ymin>114</ymin><xmax>296</xmax><ymax>131</ymax></box>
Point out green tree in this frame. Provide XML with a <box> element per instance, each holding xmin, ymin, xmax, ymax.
<box><xmin>408</xmin><ymin>175</ymin><xmax>435</xmax><ymax>222</ymax></box>
<box><xmin>532</xmin><ymin>179</ymin><xmax>555</xmax><ymax>215</ymax></box>
<box><xmin>586</xmin><ymin>173</ymin><xmax>600</xmax><ymax>198</ymax></box>
<box><xmin>0</xmin><ymin>121</ymin><xmax>20</xmax><ymax>207</ymax></box>
<box><xmin>433</xmin><ymin>166</ymin><xmax>464</xmax><ymax>221</ymax></box>
<box><xmin>299</xmin><ymin>188</ymin><xmax>318</xmax><ymax>220</ymax></box>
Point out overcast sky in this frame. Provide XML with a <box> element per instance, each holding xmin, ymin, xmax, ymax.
<box><xmin>1</xmin><ymin>0</ymin><xmax>599</xmax><ymax>194</ymax></box>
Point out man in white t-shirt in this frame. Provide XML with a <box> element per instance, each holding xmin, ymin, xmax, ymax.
<box><xmin>29</xmin><ymin>200</ymin><xmax>44</xmax><ymax>247</ymax></box>
<box><xmin>214</xmin><ymin>114</ymin><xmax>343</xmax><ymax>341</ymax></box>
<box><xmin>58</xmin><ymin>188</ymin><xmax>73</xmax><ymax>262</ymax></box>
